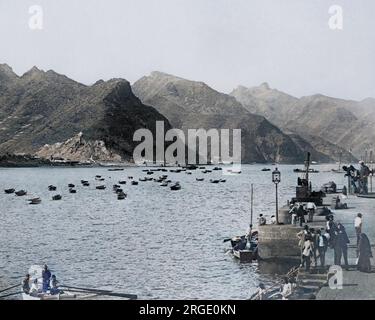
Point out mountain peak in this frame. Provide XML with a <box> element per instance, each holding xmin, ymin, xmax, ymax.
<box><xmin>0</xmin><ymin>63</ymin><xmax>18</xmax><ymax>80</ymax></box>
<box><xmin>259</xmin><ymin>82</ymin><xmax>270</xmax><ymax>90</ymax></box>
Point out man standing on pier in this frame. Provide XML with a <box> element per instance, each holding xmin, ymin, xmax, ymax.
<box><xmin>359</xmin><ymin>161</ymin><xmax>370</xmax><ymax>194</ymax></box>
<box><xmin>355</xmin><ymin>213</ymin><xmax>363</xmax><ymax>254</ymax></box>
<box><xmin>334</xmin><ymin>223</ymin><xmax>350</xmax><ymax>270</ymax></box>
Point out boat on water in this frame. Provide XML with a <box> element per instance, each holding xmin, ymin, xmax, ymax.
<box><xmin>261</xmin><ymin>168</ymin><xmax>271</xmax><ymax>172</ymax></box>
<box><xmin>196</xmin><ymin>178</ymin><xmax>204</xmax><ymax>181</ymax></box>
<box><xmin>28</xmin><ymin>197</ymin><xmax>41</xmax><ymax>205</ymax></box>
<box><xmin>170</xmin><ymin>182</ymin><xmax>181</xmax><ymax>191</ymax></box>
<box><xmin>21</xmin><ymin>265</ymin><xmax>137</xmax><ymax>300</ymax></box>
<box><xmin>131</xmin><ymin>181</ymin><xmax>139</xmax><ymax>185</ymax></box>
<box><xmin>108</xmin><ymin>168</ymin><xmax>124</xmax><ymax>172</ymax></box>
<box><xmin>52</xmin><ymin>195</ymin><xmax>62</xmax><ymax>201</ymax></box>
<box><xmin>117</xmin><ymin>192</ymin><xmax>127</xmax><ymax>200</ymax></box>
<box><xmin>228</xmin><ymin>233</ymin><xmax>259</xmax><ymax>263</ymax></box>
<box><xmin>4</xmin><ymin>188</ymin><xmax>15</xmax><ymax>194</ymax></box>
<box><xmin>210</xmin><ymin>179</ymin><xmax>220</xmax><ymax>184</ymax></box>
<box><xmin>15</xmin><ymin>190</ymin><xmax>27</xmax><ymax>196</ymax></box>
<box><xmin>48</xmin><ymin>185</ymin><xmax>57</xmax><ymax>191</ymax></box>
<box><xmin>96</xmin><ymin>185</ymin><xmax>106</xmax><ymax>190</ymax></box>
<box><xmin>293</xmin><ymin>168</ymin><xmax>319</xmax><ymax>173</ymax></box>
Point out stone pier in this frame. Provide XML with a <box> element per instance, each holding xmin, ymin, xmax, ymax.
<box><xmin>258</xmin><ymin>224</ymin><xmax>303</xmax><ymax>260</ymax></box>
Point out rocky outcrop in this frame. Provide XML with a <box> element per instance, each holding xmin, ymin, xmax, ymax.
<box><xmin>36</xmin><ymin>132</ymin><xmax>122</xmax><ymax>162</ymax></box>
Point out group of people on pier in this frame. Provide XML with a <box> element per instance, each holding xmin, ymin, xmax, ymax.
<box><xmin>344</xmin><ymin>161</ymin><xmax>372</xmax><ymax>195</ymax></box>
<box><xmin>297</xmin><ymin>213</ymin><xmax>372</xmax><ymax>273</ymax></box>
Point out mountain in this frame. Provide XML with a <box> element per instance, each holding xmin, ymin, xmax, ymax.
<box><xmin>0</xmin><ymin>64</ymin><xmax>171</xmax><ymax>162</ymax></box>
<box><xmin>133</xmin><ymin>72</ymin><xmax>307</xmax><ymax>163</ymax></box>
<box><xmin>231</xmin><ymin>84</ymin><xmax>370</xmax><ymax>161</ymax></box>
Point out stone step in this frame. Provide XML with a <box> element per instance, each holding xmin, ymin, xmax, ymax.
<box><xmin>299</xmin><ymin>279</ymin><xmax>327</xmax><ymax>287</ymax></box>
<box><xmin>298</xmin><ymin>273</ymin><xmax>328</xmax><ymax>280</ymax></box>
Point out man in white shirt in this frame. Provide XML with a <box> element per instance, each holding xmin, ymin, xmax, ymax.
<box><xmin>306</xmin><ymin>202</ymin><xmax>317</xmax><ymax>222</ymax></box>
<box><xmin>354</xmin><ymin>213</ymin><xmax>363</xmax><ymax>253</ymax></box>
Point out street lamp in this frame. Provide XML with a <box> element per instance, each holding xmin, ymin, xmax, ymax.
<box><xmin>272</xmin><ymin>167</ymin><xmax>281</xmax><ymax>224</ymax></box>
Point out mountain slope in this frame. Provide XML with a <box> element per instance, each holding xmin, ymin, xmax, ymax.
<box><xmin>0</xmin><ymin>64</ymin><xmax>172</xmax><ymax>161</ymax></box>
<box><xmin>231</xmin><ymin>84</ymin><xmax>367</xmax><ymax>160</ymax></box>
<box><xmin>133</xmin><ymin>72</ymin><xmax>306</xmax><ymax>163</ymax></box>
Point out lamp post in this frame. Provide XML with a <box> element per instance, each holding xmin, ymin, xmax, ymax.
<box><xmin>272</xmin><ymin>167</ymin><xmax>281</xmax><ymax>225</ymax></box>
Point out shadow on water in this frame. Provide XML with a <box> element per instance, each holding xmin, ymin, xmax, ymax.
<box><xmin>258</xmin><ymin>258</ymin><xmax>300</xmax><ymax>276</ymax></box>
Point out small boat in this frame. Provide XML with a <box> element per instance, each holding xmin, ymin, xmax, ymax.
<box><xmin>261</xmin><ymin>168</ymin><xmax>271</xmax><ymax>172</ymax></box>
<box><xmin>227</xmin><ymin>169</ymin><xmax>241</xmax><ymax>174</ymax></box>
<box><xmin>170</xmin><ymin>182</ymin><xmax>181</xmax><ymax>191</ymax></box>
<box><xmin>160</xmin><ymin>169</ymin><xmax>168</xmax><ymax>172</ymax></box>
<box><xmin>213</xmin><ymin>167</ymin><xmax>222</xmax><ymax>171</ymax></box>
<box><xmin>210</xmin><ymin>179</ymin><xmax>220</xmax><ymax>184</ymax></box>
<box><xmin>113</xmin><ymin>184</ymin><xmax>121</xmax><ymax>190</ymax></box>
<box><xmin>228</xmin><ymin>234</ymin><xmax>258</xmax><ymax>263</ymax></box>
<box><xmin>293</xmin><ymin>168</ymin><xmax>319</xmax><ymax>173</ymax></box>
<box><xmin>115</xmin><ymin>188</ymin><xmax>123</xmax><ymax>194</ymax></box>
<box><xmin>199</xmin><ymin>167</ymin><xmax>206</xmax><ymax>169</ymax></box>
<box><xmin>117</xmin><ymin>192</ymin><xmax>126</xmax><ymax>200</ymax></box>
<box><xmin>21</xmin><ymin>265</ymin><xmax>137</xmax><ymax>300</ymax></box>
<box><xmin>48</xmin><ymin>185</ymin><xmax>57</xmax><ymax>191</ymax></box>
<box><xmin>185</xmin><ymin>171</ymin><xmax>192</xmax><ymax>175</ymax></box>
<box><xmin>4</xmin><ymin>188</ymin><xmax>15</xmax><ymax>194</ymax></box>
<box><xmin>68</xmin><ymin>184</ymin><xmax>75</xmax><ymax>188</ymax></box>
<box><xmin>160</xmin><ymin>182</ymin><xmax>169</xmax><ymax>187</ymax></box>
<box><xmin>147</xmin><ymin>171</ymin><xmax>154</xmax><ymax>175</ymax></box>
<box><xmin>196</xmin><ymin>178</ymin><xmax>204</xmax><ymax>181</ymax></box>
<box><xmin>82</xmin><ymin>182</ymin><xmax>90</xmax><ymax>187</ymax></box>
<box><xmin>15</xmin><ymin>190</ymin><xmax>27</xmax><ymax>196</ymax></box>
<box><xmin>220</xmin><ymin>179</ymin><xmax>226</xmax><ymax>183</ymax></box>
<box><xmin>69</xmin><ymin>188</ymin><xmax>77</xmax><ymax>194</ymax></box>
<box><xmin>128</xmin><ymin>176</ymin><xmax>133</xmax><ymax>180</ymax></box>
<box><xmin>142</xmin><ymin>169</ymin><xmax>149</xmax><ymax>172</ymax></box>
<box><xmin>95</xmin><ymin>175</ymin><xmax>102</xmax><ymax>179</ymax></box>
<box><xmin>131</xmin><ymin>181</ymin><xmax>139</xmax><ymax>185</ymax></box>
<box><xmin>52</xmin><ymin>195</ymin><xmax>62</xmax><ymax>201</ymax></box>
<box><xmin>81</xmin><ymin>180</ymin><xmax>88</xmax><ymax>184</ymax></box>
<box><xmin>139</xmin><ymin>178</ymin><xmax>147</xmax><ymax>182</ymax></box>
<box><xmin>202</xmin><ymin>170</ymin><xmax>212</xmax><ymax>174</ymax></box>
<box><xmin>96</xmin><ymin>185</ymin><xmax>106</xmax><ymax>190</ymax></box>
<box><xmin>28</xmin><ymin>197</ymin><xmax>41</xmax><ymax>205</ymax></box>
<box><xmin>108</xmin><ymin>168</ymin><xmax>124</xmax><ymax>171</ymax></box>
<box><xmin>118</xmin><ymin>181</ymin><xmax>126</xmax><ymax>185</ymax></box>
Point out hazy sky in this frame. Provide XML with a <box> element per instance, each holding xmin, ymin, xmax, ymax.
<box><xmin>0</xmin><ymin>0</ymin><xmax>374</xmax><ymax>100</ymax></box>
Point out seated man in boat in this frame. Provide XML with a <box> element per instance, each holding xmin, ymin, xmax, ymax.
<box><xmin>22</xmin><ymin>274</ymin><xmax>31</xmax><ymax>294</ymax></box>
<box><xmin>50</xmin><ymin>275</ymin><xmax>60</xmax><ymax>295</ymax></box>
<box><xmin>42</xmin><ymin>264</ymin><xmax>52</xmax><ymax>293</ymax></box>
<box><xmin>233</xmin><ymin>236</ymin><xmax>247</xmax><ymax>251</ymax></box>
<box><xmin>29</xmin><ymin>278</ymin><xmax>41</xmax><ymax>297</ymax></box>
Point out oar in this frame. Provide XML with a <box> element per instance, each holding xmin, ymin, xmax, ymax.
<box><xmin>0</xmin><ymin>291</ymin><xmax>22</xmax><ymax>299</ymax></box>
<box><xmin>65</xmin><ymin>288</ymin><xmax>137</xmax><ymax>300</ymax></box>
<box><xmin>0</xmin><ymin>284</ymin><xmax>20</xmax><ymax>294</ymax></box>
<box><xmin>60</xmin><ymin>285</ymin><xmax>113</xmax><ymax>293</ymax></box>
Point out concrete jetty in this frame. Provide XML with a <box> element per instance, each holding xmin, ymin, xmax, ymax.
<box><xmin>258</xmin><ymin>189</ymin><xmax>375</xmax><ymax>300</ymax></box>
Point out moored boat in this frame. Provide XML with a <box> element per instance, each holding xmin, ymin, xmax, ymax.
<box><xmin>15</xmin><ymin>190</ymin><xmax>27</xmax><ymax>196</ymax></box>
<box><xmin>4</xmin><ymin>188</ymin><xmax>15</xmax><ymax>194</ymax></box>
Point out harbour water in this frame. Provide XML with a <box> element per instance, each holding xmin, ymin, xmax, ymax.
<box><xmin>0</xmin><ymin>164</ymin><xmax>373</xmax><ymax>299</ymax></box>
